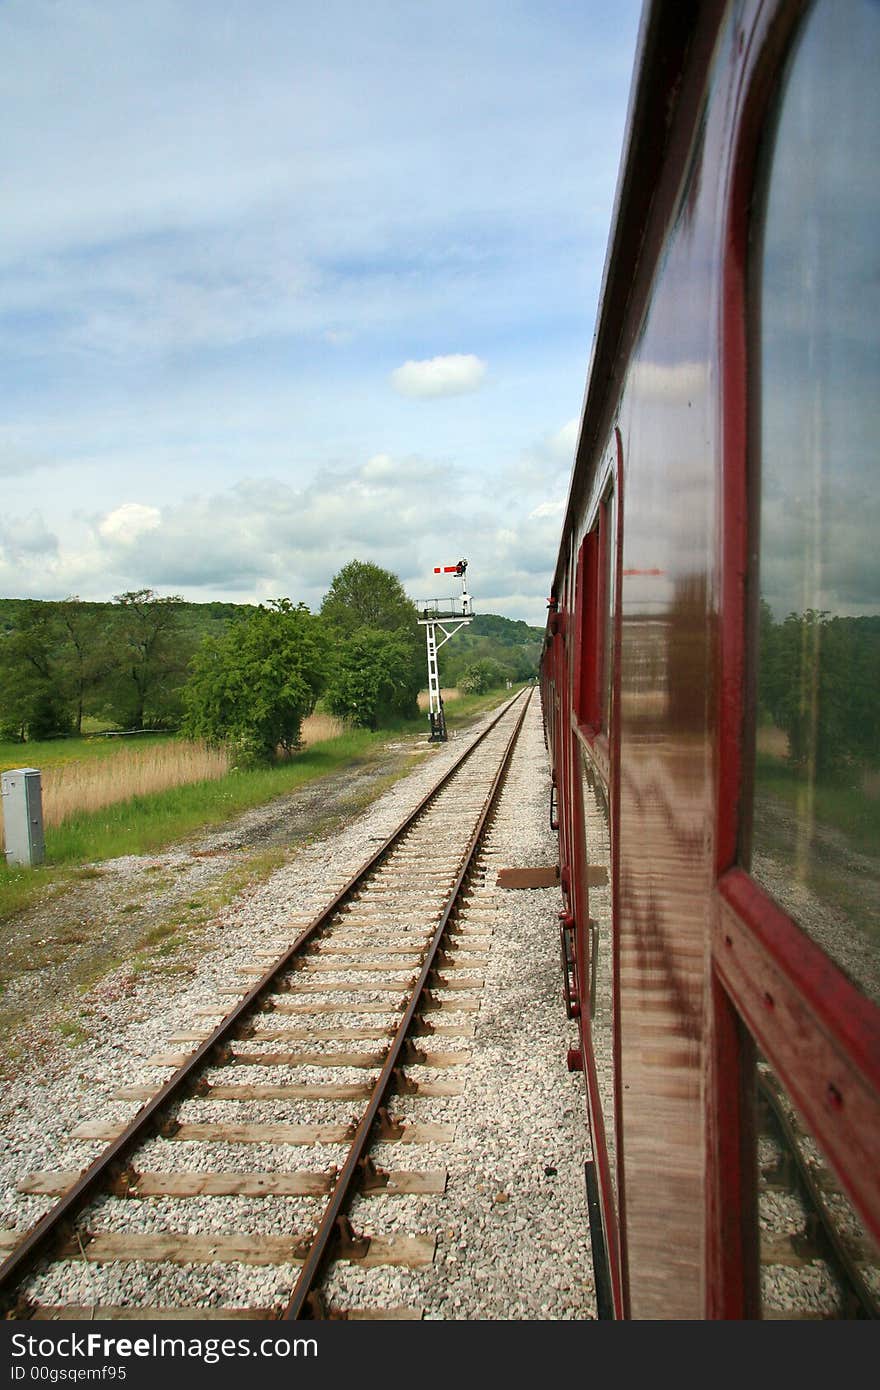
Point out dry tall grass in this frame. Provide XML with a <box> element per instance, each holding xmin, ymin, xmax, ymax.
<box><xmin>6</xmin><ymin>715</ymin><xmax>345</xmax><ymax>835</ymax></box>
<box><xmin>417</xmin><ymin>688</ymin><xmax>460</xmax><ymax>711</ymax></box>
<box><xmin>40</xmin><ymin>741</ymin><xmax>231</xmax><ymax>829</ymax></box>
<box><xmin>299</xmin><ymin>711</ymin><xmax>345</xmax><ymax>744</ymax></box>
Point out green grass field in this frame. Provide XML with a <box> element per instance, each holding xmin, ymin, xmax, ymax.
<box><xmin>0</xmin><ymin>686</ymin><xmax>523</xmax><ymax>922</ymax></box>
<box><xmin>0</xmin><ymin>732</ymin><xmax>173</xmax><ymax>774</ymax></box>
<box><xmin>0</xmin><ymin>728</ymin><xmax>380</xmax><ymax>920</ymax></box>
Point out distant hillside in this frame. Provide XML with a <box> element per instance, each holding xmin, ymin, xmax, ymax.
<box><xmin>0</xmin><ymin>597</ymin><xmax>250</xmax><ymax>646</ymax></box>
<box><xmin>436</xmin><ymin>612</ymin><xmax>544</xmax><ymax>685</ymax></box>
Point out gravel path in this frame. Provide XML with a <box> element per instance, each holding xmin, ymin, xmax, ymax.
<box><xmin>0</xmin><ymin>695</ymin><xmax>595</xmax><ymax>1320</ymax></box>
<box><xmin>0</xmin><ymin>737</ymin><xmax>428</xmax><ymax>1074</ymax></box>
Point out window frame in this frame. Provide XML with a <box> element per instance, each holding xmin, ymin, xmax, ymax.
<box><xmin>573</xmin><ymin>456</ymin><xmax>619</xmax><ymax>791</ymax></box>
<box><xmin>713</xmin><ymin>0</ymin><xmax>880</xmax><ymax>1256</ymax></box>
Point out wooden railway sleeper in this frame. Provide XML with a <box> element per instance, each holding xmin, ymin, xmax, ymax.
<box><xmin>50</xmin><ymin>1218</ymin><xmax>94</xmax><ymax>1260</ymax></box>
<box><xmin>0</xmin><ymin>693</ymin><xmax>529</xmax><ymax>1315</ymax></box>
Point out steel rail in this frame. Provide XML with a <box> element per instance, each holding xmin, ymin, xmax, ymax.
<box><xmin>282</xmin><ymin>688</ymin><xmax>533</xmax><ymax>1318</ymax></box>
<box><xmin>0</xmin><ymin>689</ymin><xmax>528</xmax><ymax>1312</ymax></box>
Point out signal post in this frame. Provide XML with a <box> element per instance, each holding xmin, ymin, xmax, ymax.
<box><xmin>416</xmin><ymin>560</ymin><xmax>474</xmax><ymax>742</ymax></box>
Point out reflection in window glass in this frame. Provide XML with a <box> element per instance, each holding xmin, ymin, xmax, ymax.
<box><xmin>602</xmin><ymin>490</ymin><xmax>616</xmax><ymax>731</ymax></box>
<box><xmin>753</xmin><ymin>0</ymin><xmax>880</xmax><ymax>1004</ymax></box>
<box><xmin>580</xmin><ymin>753</ymin><xmax>617</xmax><ymax>1210</ymax></box>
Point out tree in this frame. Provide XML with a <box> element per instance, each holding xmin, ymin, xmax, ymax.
<box><xmin>107</xmin><ymin>589</ymin><xmax>188</xmax><ymax>729</ymax></box>
<box><xmin>326</xmin><ymin>628</ymin><xmax>417</xmax><ymax>730</ymax></box>
<box><xmin>57</xmin><ymin>598</ymin><xmax>115</xmax><ymax>734</ymax></box>
<box><xmin>182</xmin><ymin>599</ymin><xmax>326</xmax><ymax>765</ymax></box>
<box><xmin>0</xmin><ymin>601</ymin><xmax>72</xmax><ymax>740</ymax></box>
<box><xmin>320</xmin><ymin>560</ymin><xmax>419</xmax><ymax>635</ymax></box>
<box><xmin>435</xmin><ymin>613</ymin><xmax>543</xmax><ymax>687</ymax></box>
<box><xmin>320</xmin><ymin>561</ymin><xmax>423</xmax><ymax>721</ymax></box>
<box><xmin>757</xmin><ymin>605</ymin><xmax>880</xmax><ymax>779</ymax></box>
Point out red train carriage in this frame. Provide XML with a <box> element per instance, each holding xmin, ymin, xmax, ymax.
<box><xmin>541</xmin><ymin>0</ymin><xmax>879</xmax><ymax>1318</ymax></box>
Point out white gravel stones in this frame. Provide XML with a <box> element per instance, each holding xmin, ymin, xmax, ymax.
<box><xmin>1</xmin><ymin>697</ymin><xmax>596</xmax><ymax>1319</ymax></box>
<box><xmin>322</xmin><ymin>697</ymin><xmax>592</xmax><ymax>1318</ymax></box>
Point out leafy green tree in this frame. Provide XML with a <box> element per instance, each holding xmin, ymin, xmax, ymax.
<box><xmin>845</xmin><ymin>615</ymin><xmax>880</xmax><ymax>766</ymax></box>
<box><xmin>107</xmin><ymin>589</ymin><xmax>189</xmax><ymax>729</ymax></box>
<box><xmin>57</xmin><ymin>597</ymin><xmax>115</xmax><ymax>734</ymax></box>
<box><xmin>320</xmin><ymin>560</ymin><xmax>418</xmax><ymax>635</ymax></box>
<box><xmin>326</xmin><ymin>628</ymin><xmax>417</xmax><ymax>730</ymax></box>
<box><xmin>321</xmin><ymin>561</ymin><xmax>423</xmax><ymax>721</ymax></box>
<box><xmin>758</xmin><ymin>606</ymin><xmax>880</xmax><ymax>778</ymax></box>
<box><xmin>436</xmin><ymin>613</ymin><xmax>542</xmax><ymax>687</ymax></box>
<box><xmin>0</xmin><ymin>601</ymin><xmax>72</xmax><ymax>740</ymax></box>
<box><xmin>182</xmin><ymin>599</ymin><xmax>326</xmax><ymax>765</ymax></box>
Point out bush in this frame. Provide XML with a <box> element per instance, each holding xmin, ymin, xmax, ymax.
<box><xmin>458</xmin><ymin>658</ymin><xmax>509</xmax><ymax>696</ymax></box>
<box><xmin>182</xmin><ymin>600</ymin><xmax>326</xmax><ymax>765</ymax></box>
<box><xmin>326</xmin><ymin>628</ymin><xmax>420</xmax><ymax>730</ymax></box>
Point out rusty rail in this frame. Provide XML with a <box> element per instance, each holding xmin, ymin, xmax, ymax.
<box><xmin>283</xmin><ymin>687</ymin><xmax>532</xmax><ymax>1317</ymax></box>
<box><xmin>0</xmin><ymin>689</ymin><xmax>528</xmax><ymax>1313</ymax></box>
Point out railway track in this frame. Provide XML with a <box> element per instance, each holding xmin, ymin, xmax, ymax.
<box><xmin>0</xmin><ymin>690</ymin><xmax>532</xmax><ymax>1321</ymax></box>
<box><xmin>757</xmin><ymin>1062</ymin><xmax>880</xmax><ymax>1318</ymax></box>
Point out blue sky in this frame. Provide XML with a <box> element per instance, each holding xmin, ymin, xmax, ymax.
<box><xmin>0</xmin><ymin>0</ymin><xmax>643</xmax><ymax>626</ymax></box>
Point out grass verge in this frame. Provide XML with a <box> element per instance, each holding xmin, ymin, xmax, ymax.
<box><xmin>0</xmin><ymin>729</ymin><xmax>380</xmax><ymax>921</ymax></box>
<box><xmin>0</xmin><ymin>686</ymin><xmax>521</xmax><ymax>924</ymax></box>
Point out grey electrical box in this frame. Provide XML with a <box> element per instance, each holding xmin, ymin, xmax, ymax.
<box><xmin>1</xmin><ymin>767</ymin><xmax>45</xmax><ymax>867</ymax></box>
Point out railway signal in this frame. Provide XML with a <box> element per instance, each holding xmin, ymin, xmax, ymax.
<box><xmin>416</xmin><ymin>559</ymin><xmax>474</xmax><ymax>742</ymax></box>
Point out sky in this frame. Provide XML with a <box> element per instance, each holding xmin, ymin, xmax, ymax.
<box><xmin>0</xmin><ymin>0</ymin><xmax>644</xmax><ymax>628</ymax></box>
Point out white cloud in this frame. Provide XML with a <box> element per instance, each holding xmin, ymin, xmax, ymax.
<box><xmin>0</xmin><ymin>513</ymin><xmax>58</xmax><ymax>561</ymax></box>
<box><xmin>390</xmin><ymin>354</ymin><xmax>488</xmax><ymax>399</ymax></box>
<box><xmin>362</xmin><ymin>453</ymin><xmax>395</xmax><ymax>479</ymax></box>
<box><xmin>0</xmin><ymin>2</ymin><xmax>646</xmax><ymax>633</ymax></box>
<box><xmin>529</xmin><ymin>500</ymin><xmax>564</xmax><ymax>520</ymax></box>
<box><xmin>98</xmin><ymin>503</ymin><xmax>161</xmax><ymax>546</ymax></box>
<box><xmin>548</xmin><ymin>418</ymin><xmax>579</xmax><ymax>459</ymax></box>
<box><xmin>0</xmin><ymin>437</ymin><xmax>574</xmax><ymax>625</ymax></box>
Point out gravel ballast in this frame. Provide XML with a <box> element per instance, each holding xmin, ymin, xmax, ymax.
<box><xmin>0</xmin><ymin>695</ymin><xmax>596</xmax><ymax>1319</ymax></box>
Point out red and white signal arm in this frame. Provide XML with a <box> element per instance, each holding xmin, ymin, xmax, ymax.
<box><xmin>433</xmin><ymin>560</ymin><xmax>467</xmax><ymax>576</ymax></box>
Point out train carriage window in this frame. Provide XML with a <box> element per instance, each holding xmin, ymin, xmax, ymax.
<box><xmin>574</xmin><ymin>487</ymin><xmax>616</xmax><ymax>741</ymax></box>
<box><xmin>750</xmin><ymin>0</ymin><xmax>880</xmax><ymax>1005</ymax></box>
<box><xmin>601</xmin><ymin>488</ymin><xmax>616</xmax><ymax>732</ymax></box>
<box><xmin>574</xmin><ymin>530</ymin><xmax>600</xmax><ymax>729</ymax></box>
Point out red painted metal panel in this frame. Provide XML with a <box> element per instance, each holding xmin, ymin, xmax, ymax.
<box><xmin>541</xmin><ymin>0</ymin><xmax>880</xmax><ymax>1319</ymax></box>
<box><xmin>704</xmin><ymin>976</ymin><xmax>760</xmax><ymax>1318</ymax></box>
<box><xmin>716</xmin><ymin>868</ymin><xmax>880</xmax><ymax>1244</ymax></box>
